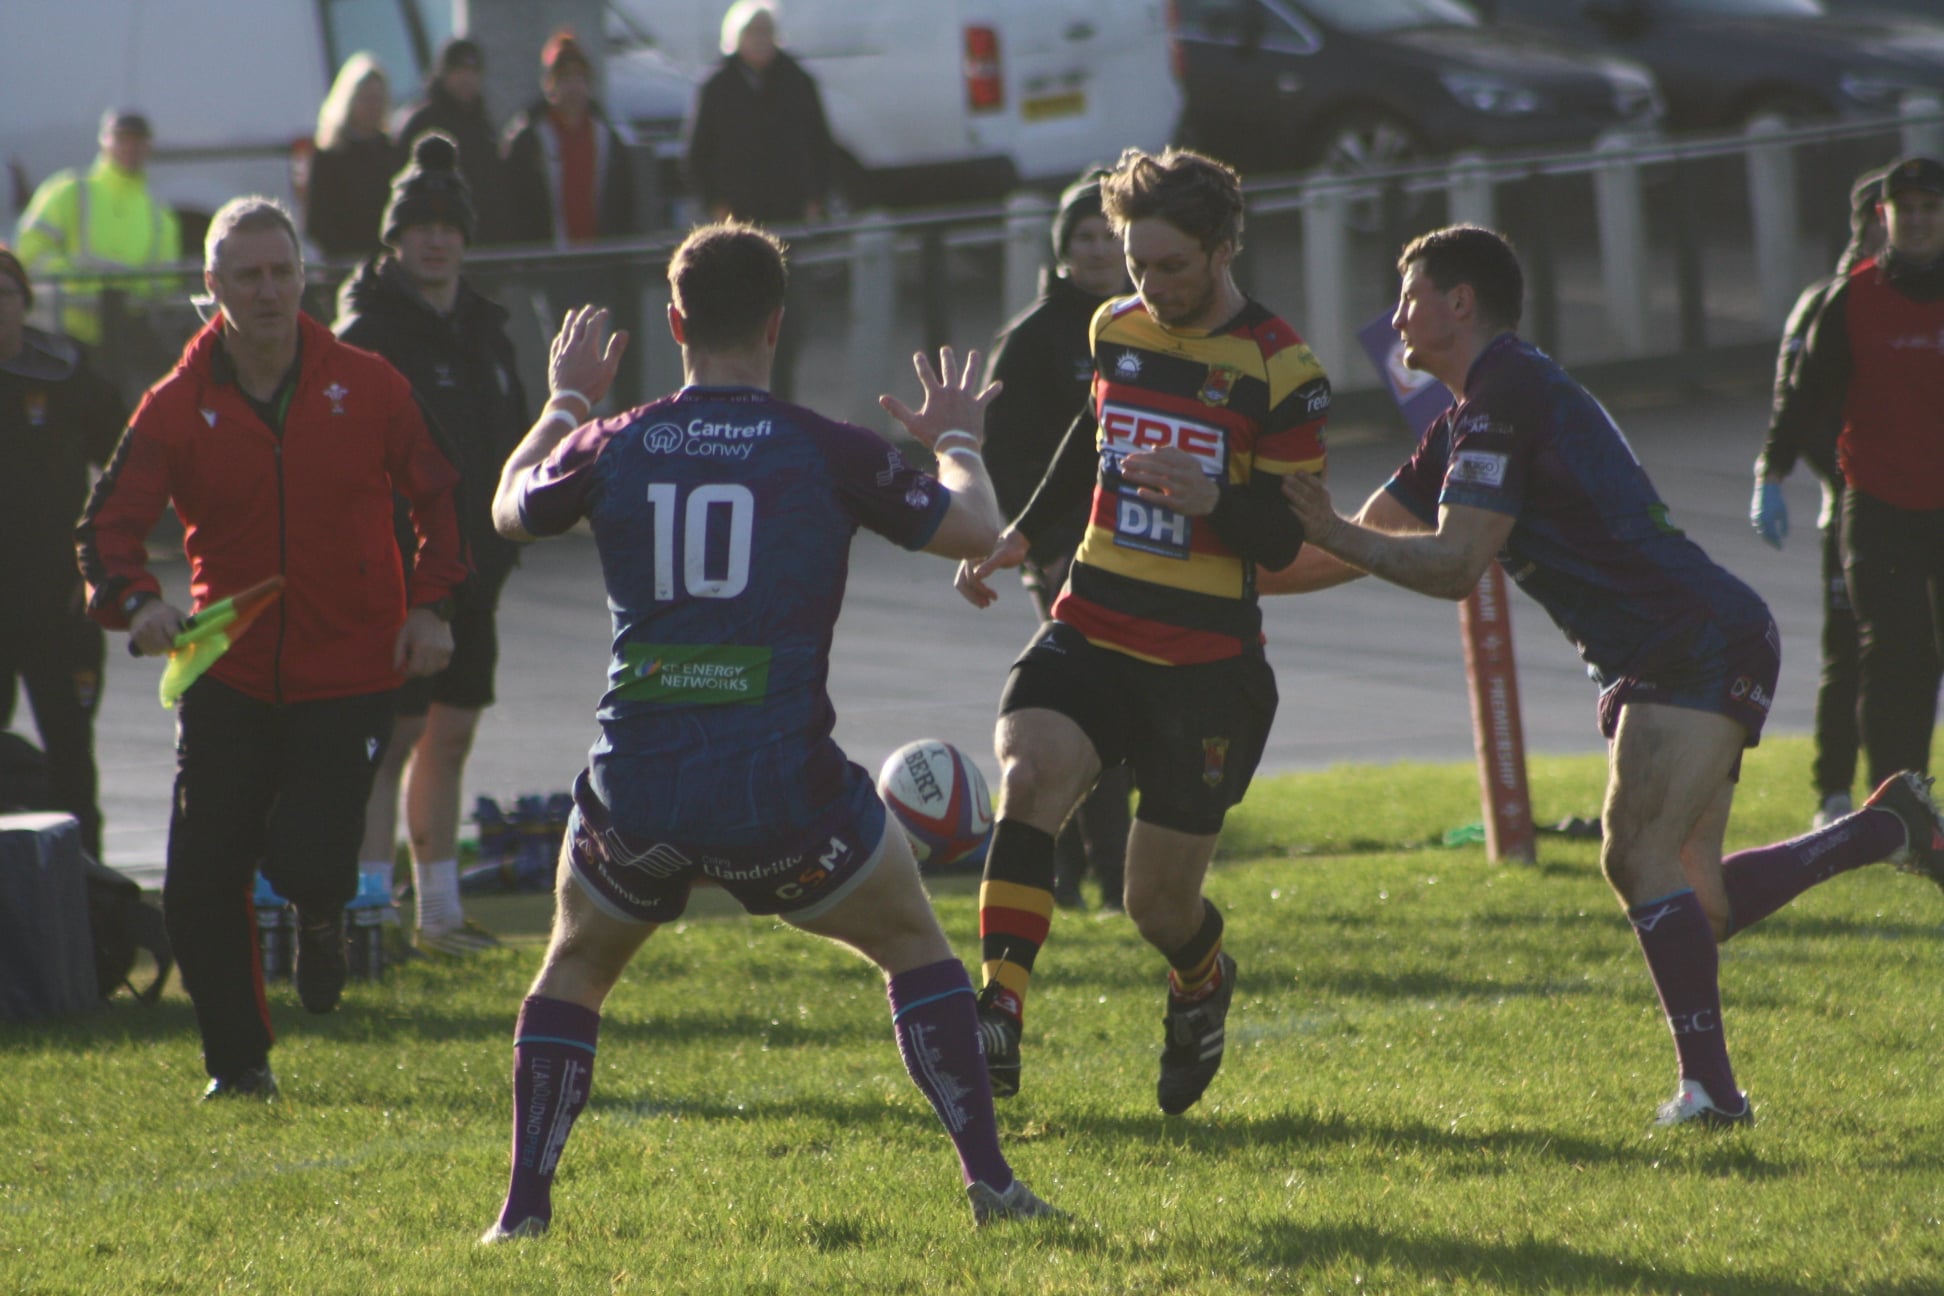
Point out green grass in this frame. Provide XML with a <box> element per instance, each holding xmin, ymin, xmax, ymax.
<box><xmin>5</xmin><ymin>735</ymin><xmax>1943</xmax><ymax>1294</ymax></box>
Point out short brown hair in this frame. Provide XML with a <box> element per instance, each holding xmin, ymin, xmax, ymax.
<box><xmin>1099</xmin><ymin>147</ymin><xmax>1244</xmax><ymax>254</ymax></box>
<box><xmin>668</xmin><ymin>222</ymin><xmax>789</xmax><ymax>350</ymax></box>
<box><xmin>1398</xmin><ymin>225</ymin><xmax>1524</xmax><ymax>331</ymax></box>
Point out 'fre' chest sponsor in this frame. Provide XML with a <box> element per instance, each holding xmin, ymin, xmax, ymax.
<box><xmin>1097</xmin><ymin>402</ymin><xmax>1230</xmax><ymax>561</ymax></box>
<box><xmin>1097</xmin><ymin>402</ymin><xmax>1229</xmax><ymax>477</ymax></box>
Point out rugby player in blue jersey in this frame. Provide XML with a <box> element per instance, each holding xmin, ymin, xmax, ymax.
<box><xmin>478</xmin><ymin>223</ymin><xmax>1060</xmax><ymax>1240</ymax></box>
<box><xmin>1269</xmin><ymin>224</ymin><xmax>1944</xmax><ymax>1129</ymax></box>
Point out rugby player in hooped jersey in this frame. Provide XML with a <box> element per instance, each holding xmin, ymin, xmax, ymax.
<box><xmin>956</xmin><ymin>147</ymin><xmax>1327</xmax><ymax>1114</ymax></box>
<box><xmin>479</xmin><ymin>224</ymin><xmax>1061</xmax><ymax>1240</ymax></box>
<box><xmin>1268</xmin><ymin>224</ymin><xmax>1944</xmax><ymax>1129</ymax></box>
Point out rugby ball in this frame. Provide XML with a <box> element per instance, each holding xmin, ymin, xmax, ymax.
<box><xmin>877</xmin><ymin>739</ymin><xmax>994</xmax><ymax>873</ymax></box>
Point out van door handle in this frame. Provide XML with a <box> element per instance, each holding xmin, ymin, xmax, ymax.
<box><xmin>1065</xmin><ymin>20</ymin><xmax>1096</xmax><ymax>39</ymax></box>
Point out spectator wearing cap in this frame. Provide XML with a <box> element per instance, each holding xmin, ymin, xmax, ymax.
<box><xmin>305</xmin><ymin>52</ymin><xmax>396</xmax><ymax>261</ymax></box>
<box><xmin>1753</xmin><ymin>165</ymin><xmax>1903</xmax><ymax>830</ymax></box>
<box><xmin>978</xmin><ymin>168</ymin><xmax>1131</xmax><ymax>913</ymax></box>
<box><xmin>394</xmin><ymin>38</ymin><xmax>509</xmax><ymax>246</ymax></box>
<box><xmin>501</xmin><ymin>30</ymin><xmax>635</xmax><ymax>248</ymax></box>
<box><xmin>0</xmin><ymin>244</ymin><xmax>127</xmax><ymax>857</ymax></box>
<box><xmin>1774</xmin><ymin>155</ymin><xmax>1944</xmax><ymax>788</ymax></box>
<box><xmin>332</xmin><ymin>132</ymin><xmax>529</xmax><ymax>955</ymax></box>
<box><xmin>14</xmin><ymin>109</ymin><xmax>183</xmax><ymax>348</ymax></box>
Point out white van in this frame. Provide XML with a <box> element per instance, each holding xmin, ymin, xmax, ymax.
<box><xmin>0</xmin><ymin>0</ymin><xmax>459</xmax><ymax>245</ymax></box>
<box><xmin>606</xmin><ymin>0</ymin><xmax>1185</xmax><ymax>205</ymax></box>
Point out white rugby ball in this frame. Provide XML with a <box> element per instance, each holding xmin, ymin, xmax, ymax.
<box><xmin>877</xmin><ymin>739</ymin><xmax>994</xmax><ymax>872</ymax></box>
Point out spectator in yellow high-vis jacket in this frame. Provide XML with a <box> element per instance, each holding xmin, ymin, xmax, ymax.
<box><xmin>15</xmin><ymin>109</ymin><xmax>183</xmax><ymax>347</ymax></box>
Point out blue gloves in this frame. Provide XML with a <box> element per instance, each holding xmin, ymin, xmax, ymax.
<box><xmin>1751</xmin><ymin>479</ymin><xmax>1788</xmax><ymax>549</ymax></box>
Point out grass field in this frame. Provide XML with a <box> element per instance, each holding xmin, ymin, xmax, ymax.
<box><xmin>4</xmin><ymin>735</ymin><xmax>1942</xmax><ymax>1294</ymax></box>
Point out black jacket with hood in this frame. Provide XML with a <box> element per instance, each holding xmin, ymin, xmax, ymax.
<box><xmin>334</xmin><ymin>255</ymin><xmax>527</xmax><ymax>606</ymax></box>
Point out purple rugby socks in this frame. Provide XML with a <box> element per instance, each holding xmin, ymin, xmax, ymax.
<box><xmin>496</xmin><ymin>995</ymin><xmax>602</xmax><ymax>1233</ymax></box>
<box><xmin>1629</xmin><ymin>889</ymin><xmax>1742</xmax><ymax>1113</ymax></box>
<box><xmin>887</xmin><ymin>959</ymin><xmax>1012</xmax><ymax>1191</ymax></box>
<box><xmin>1719</xmin><ymin>805</ymin><xmax>1906</xmax><ymax>936</ymax></box>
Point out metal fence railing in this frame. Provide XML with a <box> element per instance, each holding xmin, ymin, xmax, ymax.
<box><xmin>32</xmin><ymin>100</ymin><xmax>1944</xmax><ymax>432</ymax></box>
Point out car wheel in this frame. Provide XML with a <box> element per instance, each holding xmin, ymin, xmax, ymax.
<box><xmin>1315</xmin><ymin>109</ymin><xmax>1427</xmax><ymax>234</ymax></box>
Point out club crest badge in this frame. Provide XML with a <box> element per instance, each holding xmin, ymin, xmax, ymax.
<box><xmin>1199</xmin><ymin>364</ymin><xmax>1241</xmax><ymax>407</ymax></box>
<box><xmin>1201</xmin><ymin>736</ymin><xmax>1230</xmax><ymax>788</ymax></box>
<box><xmin>324</xmin><ymin>382</ymin><xmax>349</xmax><ymax>415</ymax></box>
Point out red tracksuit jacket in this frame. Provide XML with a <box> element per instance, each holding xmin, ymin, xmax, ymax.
<box><xmin>78</xmin><ymin>312</ymin><xmax>467</xmax><ymax>702</ymax></box>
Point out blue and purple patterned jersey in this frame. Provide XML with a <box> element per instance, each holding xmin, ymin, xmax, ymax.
<box><xmin>516</xmin><ymin>386</ymin><xmax>951</xmax><ymax>842</ymax></box>
<box><xmin>1385</xmin><ymin>335</ymin><xmax>1769</xmax><ymax>685</ymax></box>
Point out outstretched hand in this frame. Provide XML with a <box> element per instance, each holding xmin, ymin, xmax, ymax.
<box><xmin>548</xmin><ymin>305</ymin><xmax>630</xmax><ymax>409</ymax></box>
<box><xmin>879</xmin><ymin>346</ymin><xmax>1000</xmax><ymax>449</ymax></box>
<box><xmin>955</xmin><ymin>528</ymin><xmax>1030</xmax><ymax>608</ymax></box>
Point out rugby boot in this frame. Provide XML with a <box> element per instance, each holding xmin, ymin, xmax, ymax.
<box><xmin>975</xmin><ymin>981</ymin><xmax>1022</xmax><ymax>1099</ymax></box>
<box><xmin>1651</xmin><ymin>1078</ymin><xmax>1752</xmax><ymax>1130</ymax></box>
<box><xmin>967</xmin><ymin>1178</ymin><xmax>1065</xmax><ymax>1226</ymax></box>
<box><xmin>479</xmin><ymin>1217</ymin><xmax>548</xmax><ymax>1245</ymax></box>
<box><xmin>200</xmin><ymin>1063</ymin><xmax>279</xmax><ymax>1102</ymax></box>
<box><xmin>1157</xmin><ymin>952</ymin><xmax>1236</xmax><ymax>1115</ymax></box>
<box><xmin>1865</xmin><ymin>771</ymin><xmax>1944</xmax><ymax>891</ymax></box>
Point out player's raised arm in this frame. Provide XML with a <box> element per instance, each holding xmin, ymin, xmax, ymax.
<box><xmin>879</xmin><ymin>345</ymin><xmax>1003</xmax><ymax>560</ymax></box>
<box><xmin>492</xmin><ymin>305</ymin><xmax>628</xmax><ymax>543</ymax></box>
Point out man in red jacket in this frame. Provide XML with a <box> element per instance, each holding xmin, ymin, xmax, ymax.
<box><xmin>1772</xmin><ymin>155</ymin><xmax>1944</xmax><ymax>790</ymax></box>
<box><xmin>77</xmin><ymin>196</ymin><xmax>466</xmax><ymax>1101</ymax></box>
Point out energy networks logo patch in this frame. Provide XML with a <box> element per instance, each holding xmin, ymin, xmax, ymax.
<box><xmin>1450</xmin><ymin>450</ymin><xmax>1509</xmax><ymax>489</ymax></box>
<box><xmin>641</xmin><ymin>417</ymin><xmax>775</xmax><ymax>461</ymax></box>
<box><xmin>616</xmin><ymin>642</ymin><xmax>771</xmax><ymax>705</ymax></box>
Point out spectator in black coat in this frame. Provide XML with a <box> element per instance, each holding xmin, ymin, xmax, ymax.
<box><xmin>981</xmin><ymin>171</ymin><xmax>1131</xmax><ymax>912</ymax></box>
<box><xmin>685</xmin><ymin>0</ymin><xmax>835</xmax><ymax>225</ymax></box>
<box><xmin>394</xmin><ymin>39</ymin><xmax>509</xmax><ymax>246</ymax></box>
<box><xmin>0</xmin><ymin>245</ymin><xmax>127</xmax><ymax>858</ymax></box>
<box><xmin>333</xmin><ymin>133</ymin><xmax>529</xmax><ymax>954</ymax></box>
<box><xmin>684</xmin><ymin>2</ymin><xmax>834</xmax><ymax>399</ymax></box>
<box><xmin>305</xmin><ymin>53</ymin><xmax>396</xmax><ymax>261</ymax></box>
<box><xmin>501</xmin><ymin>31</ymin><xmax>635</xmax><ymax>247</ymax></box>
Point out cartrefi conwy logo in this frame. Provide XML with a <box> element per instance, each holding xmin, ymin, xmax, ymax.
<box><xmin>642</xmin><ymin>417</ymin><xmax>775</xmax><ymax>460</ymax></box>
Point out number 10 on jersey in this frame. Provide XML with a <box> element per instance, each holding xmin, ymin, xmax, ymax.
<box><xmin>647</xmin><ymin>482</ymin><xmax>754</xmax><ymax>600</ymax></box>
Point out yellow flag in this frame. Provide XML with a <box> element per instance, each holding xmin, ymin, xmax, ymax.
<box><xmin>157</xmin><ymin>576</ymin><xmax>285</xmax><ymax>708</ymax></box>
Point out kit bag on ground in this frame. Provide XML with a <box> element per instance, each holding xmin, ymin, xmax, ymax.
<box><xmin>0</xmin><ymin>734</ymin><xmax>171</xmax><ymax>1015</ymax></box>
<box><xmin>84</xmin><ymin>853</ymin><xmax>172</xmax><ymax>1004</ymax></box>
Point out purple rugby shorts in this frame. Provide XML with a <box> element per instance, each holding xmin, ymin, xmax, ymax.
<box><xmin>1597</xmin><ymin>617</ymin><xmax>1781</xmax><ymax>779</ymax></box>
<box><xmin>563</xmin><ymin>766</ymin><xmax>888</xmax><ymax>924</ymax></box>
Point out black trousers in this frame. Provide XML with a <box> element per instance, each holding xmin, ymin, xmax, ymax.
<box><xmin>1842</xmin><ymin>488</ymin><xmax>1944</xmax><ymax>787</ymax></box>
<box><xmin>1813</xmin><ymin>488</ymin><xmax>1860</xmax><ymax>797</ymax></box>
<box><xmin>163</xmin><ymin>677</ymin><xmax>393</xmax><ymax>1079</ymax></box>
<box><xmin>0</xmin><ymin>616</ymin><xmax>105</xmax><ymax>858</ymax></box>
